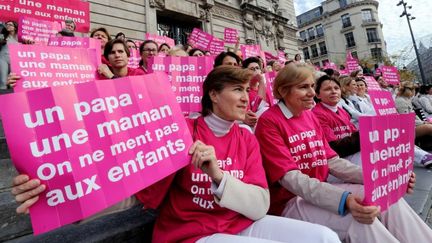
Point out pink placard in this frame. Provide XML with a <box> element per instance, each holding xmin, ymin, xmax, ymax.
<box><xmin>208</xmin><ymin>37</ymin><xmax>225</xmax><ymax>55</ymax></box>
<box><xmin>224</xmin><ymin>28</ymin><xmax>238</xmax><ymax>44</ymax></box>
<box><xmin>47</xmin><ymin>36</ymin><xmax>102</xmax><ymax>64</ymax></box>
<box><xmin>9</xmin><ymin>44</ymin><xmax>99</xmax><ymax>92</ymax></box>
<box><xmin>346</xmin><ymin>52</ymin><xmax>360</xmax><ymax>73</ymax></box>
<box><xmin>0</xmin><ymin>73</ymin><xmax>193</xmax><ymax>234</ymax></box>
<box><xmin>265</xmin><ymin>72</ymin><xmax>278</xmax><ymax>105</ymax></box>
<box><xmin>188</xmin><ymin>28</ymin><xmax>212</xmax><ymax>50</ymax></box>
<box><xmin>277</xmin><ymin>51</ymin><xmax>287</xmax><ymax>63</ymax></box>
<box><xmin>264</xmin><ymin>52</ymin><xmax>276</xmax><ymax>61</ymax></box>
<box><xmin>148</xmin><ymin>56</ymin><xmax>214</xmax><ymax>113</ymax></box>
<box><xmin>381</xmin><ymin>66</ymin><xmax>400</xmax><ymax>85</ymax></box>
<box><xmin>241</xmin><ymin>45</ymin><xmax>261</xmax><ymax>59</ymax></box>
<box><xmin>323</xmin><ymin>61</ymin><xmax>338</xmax><ymax>71</ymax></box>
<box><xmin>359</xmin><ymin>113</ymin><xmax>415</xmax><ymax>211</ymax></box>
<box><xmin>0</xmin><ymin>0</ymin><xmax>90</xmax><ymax>33</ymax></box>
<box><xmin>339</xmin><ymin>69</ymin><xmax>349</xmax><ymax>76</ymax></box>
<box><xmin>128</xmin><ymin>48</ymin><xmax>141</xmax><ymax>68</ymax></box>
<box><xmin>368</xmin><ymin>90</ymin><xmax>397</xmax><ymax>116</ymax></box>
<box><xmin>145</xmin><ymin>33</ymin><xmax>175</xmax><ymax>48</ymax></box>
<box><xmin>363</xmin><ymin>76</ymin><xmax>381</xmax><ymax>91</ymax></box>
<box><xmin>18</xmin><ymin>16</ymin><xmax>61</xmax><ymax>45</ymax></box>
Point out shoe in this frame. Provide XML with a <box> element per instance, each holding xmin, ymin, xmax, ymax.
<box><xmin>421</xmin><ymin>154</ymin><xmax>432</xmax><ymax>169</ymax></box>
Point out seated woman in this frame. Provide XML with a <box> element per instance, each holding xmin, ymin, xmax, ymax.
<box><xmin>11</xmin><ymin>66</ymin><xmax>340</xmax><ymax>243</ymax></box>
<box><xmin>242</xmin><ymin>57</ymin><xmax>269</xmax><ymax>118</ymax></box>
<box><xmin>395</xmin><ymin>81</ymin><xmax>432</xmax><ymax>164</ymax></box>
<box><xmin>313</xmin><ymin>76</ymin><xmax>432</xmax><ymax>170</ymax></box>
<box><xmin>418</xmin><ymin>85</ymin><xmax>432</xmax><ymax>118</ymax></box>
<box><xmin>353</xmin><ymin>78</ymin><xmax>374</xmax><ymax>114</ymax></box>
<box><xmin>338</xmin><ymin>76</ymin><xmax>374</xmax><ymax>127</ymax></box>
<box><xmin>255</xmin><ymin>63</ymin><xmax>432</xmax><ymax>243</ymax></box>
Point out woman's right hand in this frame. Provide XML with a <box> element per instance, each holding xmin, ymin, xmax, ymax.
<box><xmin>6</xmin><ymin>73</ymin><xmax>20</xmax><ymax>88</ymax></box>
<box><xmin>346</xmin><ymin>194</ymin><xmax>380</xmax><ymax>224</ymax></box>
<box><xmin>11</xmin><ymin>175</ymin><xmax>46</xmax><ymax>214</ymax></box>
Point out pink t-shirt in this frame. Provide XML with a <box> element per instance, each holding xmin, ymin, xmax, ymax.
<box><xmin>312</xmin><ymin>102</ymin><xmax>357</xmax><ymax>142</ymax></box>
<box><xmin>255</xmin><ymin>104</ymin><xmax>337</xmax><ymax>215</ymax></box>
<box><xmin>137</xmin><ymin>117</ymin><xmax>267</xmax><ymax>243</ymax></box>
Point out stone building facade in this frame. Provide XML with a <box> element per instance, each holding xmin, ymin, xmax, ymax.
<box><xmin>296</xmin><ymin>0</ymin><xmax>386</xmax><ymax>67</ymax></box>
<box><xmin>86</xmin><ymin>0</ymin><xmax>299</xmax><ymax>56</ymax></box>
<box><xmin>407</xmin><ymin>43</ymin><xmax>432</xmax><ymax>84</ymax></box>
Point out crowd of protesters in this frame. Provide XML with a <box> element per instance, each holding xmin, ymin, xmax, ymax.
<box><xmin>2</xmin><ymin>19</ymin><xmax>432</xmax><ymax>243</ymax></box>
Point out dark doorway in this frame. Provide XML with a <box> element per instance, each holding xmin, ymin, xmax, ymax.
<box><xmin>157</xmin><ymin>13</ymin><xmax>201</xmax><ymax>45</ymax></box>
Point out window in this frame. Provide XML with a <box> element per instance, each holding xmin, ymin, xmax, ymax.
<box><xmin>311</xmin><ymin>44</ymin><xmax>319</xmax><ymax>58</ymax></box>
<box><xmin>316</xmin><ymin>24</ymin><xmax>324</xmax><ymax>37</ymax></box>
<box><xmin>371</xmin><ymin>48</ymin><xmax>382</xmax><ymax>60</ymax></box>
<box><xmin>341</xmin><ymin>14</ymin><xmax>351</xmax><ymax>28</ymax></box>
<box><xmin>366</xmin><ymin>28</ymin><xmax>379</xmax><ymax>42</ymax></box>
<box><xmin>300</xmin><ymin>31</ymin><xmax>307</xmax><ymax>41</ymax></box>
<box><xmin>362</xmin><ymin>9</ymin><xmax>373</xmax><ymax>22</ymax></box>
<box><xmin>308</xmin><ymin>27</ymin><xmax>315</xmax><ymax>40</ymax></box>
<box><xmin>345</xmin><ymin>32</ymin><xmax>356</xmax><ymax>47</ymax></box>
<box><xmin>339</xmin><ymin>0</ymin><xmax>347</xmax><ymax>8</ymax></box>
<box><xmin>319</xmin><ymin>42</ymin><xmax>327</xmax><ymax>55</ymax></box>
<box><xmin>351</xmin><ymin>51</ymin><xmax>358</xmax><ymax>59</ymax></box>
<box><xmin>303</xmin><ymin>47</ymin><xmax>310</xmax><ymax>60</ymax></box>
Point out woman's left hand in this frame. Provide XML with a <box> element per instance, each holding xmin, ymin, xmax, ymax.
<box><xmin>189</xmin><ymin>140</ymin><xmax>223</xmax><ymax>184</ymax></box>
<box><xmin>407</xmin><ymin>172</ymin><xmax>416</xmax><ymax>194</ymax></box>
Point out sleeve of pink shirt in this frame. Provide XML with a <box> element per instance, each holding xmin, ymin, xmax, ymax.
<box><xmin>255</xmin><ymin>114</ymin><xmax>299</xmax><ymax>184</ymax></box>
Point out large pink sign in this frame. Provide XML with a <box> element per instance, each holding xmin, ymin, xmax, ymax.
<box><xmin>346</xmin><ymin>52</ymin><xmax>360</xmax><ymax>73</ymax></box>
<box><xmin>145</xmin><ymin>33</ymin><xmax>175</xmax><ymax>48</ymax></box>
<box><xmin>241</xmin><ymin>45</ymin><xmax>261</xmax><ymax>59</ymax></box>
<box><xmin>368</xmin><ymin>90</ymin><xmax>397</xmax><ymax>116</ymax></box>
<box><xmin>0</xmin><ymin>73</ymin><xmax>193</xmax><ymax>235</ymax></box>
<box><xmin>47</xmin><ymin>36</ymin><xmax>102</xmax><ymax>64</ymax></box>
<box><xmin>18</xmin><ymin>16</ymin><xmax>61</xmax><ymax>45</ymax></box>
<box><xmin>265</xmin><ymin>72</ymin><xmax>278</xmax><ymax>105</ymax></box>
<box><xmin>363</xmin><ymin>76</ymin><xmax>381</xmax><ymax>91</ymax></box>
<box><xmin>148</xmin><ymin>56</ymin><xmax>214</xmax><ymax>113</ymax></box>
<box><xmin>0</xmin><ymin>0</ymin><xmax>90</xmax><ymax>32</ymax></box>
<box><xmin>9</xmin><ymin>44</ymin><xmax>99</xmax><ymax>92</ymax></box>
<box><xmin>128</xmin><ymin>48</ymin><xmax>141</xmax><ymax>69</ymax></box>
<box><xmin>188</xmin><ymin>28</ymin><xmax>212</xmax><ymax>50</ymax></box>
<box><xmin>224</xmin><ymin>28</ymin><xmax>238</xmax><ymax>44</ymax></box>
<box><xmin>381</xmin><ymin>66</ymin><xmax>400</xmax><ymax>85</ymax></box>
<box><xmin>208</xmin><ymin>37</ymin><xmax>225</xmax><ymax>55</ymax></box>
<box><xmin>323</xmin><ymin>61</ymin><xmax>338</xmax><ymax>71</ymax></box>
<box><xmin>359</xmin><ymin>113</ymin><xmax>415</xmax><ymax>211</ymax></box>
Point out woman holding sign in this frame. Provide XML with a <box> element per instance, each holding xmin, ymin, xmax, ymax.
<box><xmin>12</xmin><ymin>66</ymin><xmax>340</xmax><ymax>243</ymax></box>
<box><xmin>255</xmin><ymin>63</ymin><xmax>432</xmax><ymax>243</ymax></box>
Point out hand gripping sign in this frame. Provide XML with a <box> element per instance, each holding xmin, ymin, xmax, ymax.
<box><xmin>359</xmin><ymin>113</ymin><xmax>415</xmax><ymax>211</ymax></box>
<box><xmin>0</xmin><ymin>73</ymin><xmax>193</xmax><ymax>234</ymax></box>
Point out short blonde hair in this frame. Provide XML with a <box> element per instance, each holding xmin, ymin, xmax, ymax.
<box><xmin>273</xmin><ymin>63</ymin><xmax>314</xmax><ymax>99</ymax></box>
<box><xmin>339</xmin><ymin>76</ymin><xmax>354</xmax><ymax>97</ymax></box>
<box><xmin>398</xmin><ymin>81</ymin><xmax>415</xmax><ymax>97</ymax></box>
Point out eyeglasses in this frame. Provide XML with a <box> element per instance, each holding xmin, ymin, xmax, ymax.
<box><xmin>143</xmin><ymin>48</ymin><xmax>157</xmax><ymax>53</ymax></box>
<box><xmin>5</xmin><ymin>23</ymin><xmax>14</xmax><ymax>26</ymax></box>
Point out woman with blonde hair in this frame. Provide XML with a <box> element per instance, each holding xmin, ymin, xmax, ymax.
<box><xmin>255</xmin><ymin>63</ymin><xmax>432</xmax><ymax>243</ymax></box>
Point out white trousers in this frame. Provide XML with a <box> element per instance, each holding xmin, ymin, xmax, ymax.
<box><xmin>282</xmin><ymin>184</ymin><xmax>432</xmax><ymax>243</ymax></box>
<box><xmin>197</xmin><ymin>215</ymin><xmax>340</xmax><ymax>243</ymax></box>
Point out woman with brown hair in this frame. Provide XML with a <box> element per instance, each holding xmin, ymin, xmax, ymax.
<box><xmin>11</xmin><ymin>66</ymin><xmax>339</xmax><ymax>243</ymax></box>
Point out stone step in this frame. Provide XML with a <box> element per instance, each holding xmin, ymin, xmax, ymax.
<box><xmin>0</xmin><ymin>159</ymin><xmax>18</xmax><ymax>191</ymax></box>
<box><xmin>404</xmin><ymin>165</ymin><xmax>432</xmax><ymax>227</ymax></box>
<box><xmin>5</xmin><ymin>206</ymin><xmax>157</xmax><ymax>243</ymax></box>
